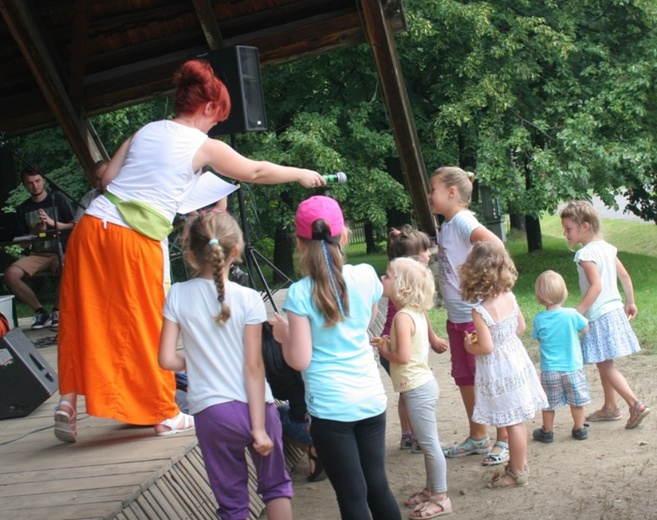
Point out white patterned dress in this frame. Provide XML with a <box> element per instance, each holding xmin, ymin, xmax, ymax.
<box><xmin>472</xmin><ymin>295</ymin><xmax>548</xmax><ymax>427</ymax></box>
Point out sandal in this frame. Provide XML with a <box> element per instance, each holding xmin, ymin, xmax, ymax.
<box><xmin>54</xmin><ymin>400</ymin><xmax>77</xmax><ymax>443</ymax></box>
<box><xmin>405</xmin><ymin>489</ymin><xmax>431</xmax><ymax>507</ymax></box>
<box><xmin>154</xmin><ymin>411</ymin><xmax>195</xmax><ymax>436</ymax></box>
<box><xmin>409</xmin><ymin>496</ymin><xmax>452</xmax><ymax>518</ymax></box>
<box><xmin>626</xmin><ymin>401</ymin><xmax>650</xmax><ymax>430</ymax></box>
<box><xmin>487</xmin><ymin>466</ymin><xmax>529</xmax><ymax>489</ymax></box>
<box><xmin>482</xmin><ymin>440</ymin><xmax>510</xmax><ymax>466</ymax></box>
<box><xmin>307</xmin><ymin>451</ymin><xmax>327</xmax><ymax>482</ymax></box>
<box><xmin>442</xmin><ymin>436</ymin><xmax>491</xmax><ymax>458</ymax></box>
<box><xmin>586</xmin><ymin>407</ymin><xmax>622</xmax><ymax>422</ymax></box>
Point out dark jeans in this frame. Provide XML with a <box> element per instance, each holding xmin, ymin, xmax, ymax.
<box><xmin>310</xmin><ymin>411</ymin><xmax>401</xmax><ymax>520</ymax></box>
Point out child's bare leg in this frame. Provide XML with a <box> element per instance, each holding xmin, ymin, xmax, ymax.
<box><xmin>506</xmin><ymin>423</ymin><xmax>527</xmax><ymax>474</ymax></box>
<box><xmin>489</xmin><ymin>423</ymin><xmax>527</xmax><ymax>487</ymax></box>
<box><xmin>265</xmin><ymin>497</ymin><xmax>292</xmax><ymax>520</ymax></box>
<box><xmin>459</xmin><ymin>385</ymin><xmax>488</xmax><ymax>440</ymax></box>
<box><xmin>542</xmin><ymin>410</ymin><xmax>555</xmax><ymax>432</ymax></box>
<box><xmin>570</xmin><ymin>405</ymin><xmax>585</xmax><ymax>430</ymax></box>
<box><xmin>597</xmin><ymin>360</ymin><xmax>636</xmax><ymax>408</ymax></box>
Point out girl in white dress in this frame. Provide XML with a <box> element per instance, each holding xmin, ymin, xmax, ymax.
<box><xmin>459</xmin><ymin>242</ymin><xmax>547</xmax><ymax>488</ymax></box>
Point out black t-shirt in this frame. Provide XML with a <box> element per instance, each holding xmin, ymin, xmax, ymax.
<box><xmin>16</xmin><ymin>191</ymin><xmax>75</xmax><ymax>253</ymax></box>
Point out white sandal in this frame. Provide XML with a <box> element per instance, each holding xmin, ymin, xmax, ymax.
<box><xmin>54</xmin><ymin>400</ymin><xmax>77</xmax><ymax>443</ymax></box>
<box><xmin>154</xmin><ymin>411</ymin><xmax>195</xmax><ymax>436</ymax></box>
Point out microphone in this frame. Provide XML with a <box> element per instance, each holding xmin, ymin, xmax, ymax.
<box><xmin>322</xmin><ymin>172</ymin><xmax>347</xmax><ymax>184</ymax></box>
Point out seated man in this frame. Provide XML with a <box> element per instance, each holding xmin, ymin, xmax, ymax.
<box><xmin>4</xmin><ymin>166</ymin><xmax>74</xmax><ymax>329</ymax></box>
<box><xmin>73</xmin><ymin>159</ymin><xmax>109</xmax><ymax>223</ymax></box>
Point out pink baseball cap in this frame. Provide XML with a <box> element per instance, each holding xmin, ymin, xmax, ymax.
<box><xmin>295</xmin><ymin>196</ymin><xmax>344</xmax><ymax>240</ymax></box>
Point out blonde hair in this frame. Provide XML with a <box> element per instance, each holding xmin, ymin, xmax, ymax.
<box><xmin>535</xmin><ymin>270</ymin><xmax>568</xmax><ymax>306</ymax></box>
<box><xmin>431</xmin><ymin>166</ymin><xmax>476</xmax><ymax>207</ymax></box>
<box><xmin>298</xmin><ymin>220</ymin><xmax>349</xmax><ymax>327</ymax></box>
<box><xmin>386</xmin><ymin>224</ymin><xmax>431</xmax><ymax>260</ymax></box>
<box><xmin>184</xmin><ymin>212</ymin><xmax>244</xmax><ymax>324</ymax></box>
<box><xmin>559</xmin><ymin>200</ymin><xmax>601</xmax><ymax>237</ymax></box>
<box><xmin>459</xmin><ymin>242</ymin><xmax>517</xmax><ymax>302</ymax></box>
<box><xmin>388</xmin><ymin>257</ymin><xmax>435</xmax><ymax>311</ymax></box>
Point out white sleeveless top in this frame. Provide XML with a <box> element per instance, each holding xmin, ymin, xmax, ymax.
<box><xmin>87</xmin><ymin>120</ymin><xmax>208</xmax><ymax>226</ymax></box>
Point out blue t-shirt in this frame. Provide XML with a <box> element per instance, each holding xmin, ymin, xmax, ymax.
<box><xmin>283</xmin><ymin>263</ymin><xmax>386</xmax><ymax>421</ymax></box>
<box><xmin>532</xmin><ymin>307</ymin><xmax>588</xmax><ymax>372</ymax></box>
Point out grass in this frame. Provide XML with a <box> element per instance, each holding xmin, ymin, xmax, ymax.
<box><xmin>13</xmin><ymin>214</ymin><xmax>656</xmax><ymax>355</ymax></box>
<box><xmin>348</xmin><ymin>214</ymin><xmax>657</xmax><ymax>355</ymax></box>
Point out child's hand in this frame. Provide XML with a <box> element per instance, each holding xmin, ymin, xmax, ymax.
<box><xmin>268</xmin><ymin>313</ymin><xmax>289</xmax><ymax>344</ymax></box>
<box><xmin>430</xmin><ymin>337</ymin><xmax>448</xmax><ymax>354</ymax></box>
<box><xmin>252</xmin><ymin>430</ymin><xmax>273</xmax><ymax>456</ymax></box>
<box><xmin>464</xmin><ymin>331</ymin><xmax>478</xmax><ymax>354</ymax></box>
<box><xmin>626</xmin><ymin>302</ymin><xmax>638</xmax><ymax>321</ymax></box>
<box><xmin>371</xmin><ymin>336</ymin><xmax>390</xmax><ymax>351</ymax></box>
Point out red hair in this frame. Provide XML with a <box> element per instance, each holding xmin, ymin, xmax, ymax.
<box><xmin>173</xmin><ymin>59</ymin><xmax>231</xmax><ymax>121</ymax></box>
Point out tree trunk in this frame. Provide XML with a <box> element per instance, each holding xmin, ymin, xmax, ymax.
<box><xmin>509</xmin><ymin>214</ymin><xmax>525</xmax><ymax>231</ymax></box>
<box><xmin>365</xmin><ymin>223</ymin><xmax>377</xmax><ymax>254</ymax></box>
<box><xmin>525</xmin><ymin>215</ymin><xmax>543</xmax><ymax>252</ymax></box>
<box><xmin>523</xmin><ymin>157</ymin><xmax>542</xmax><ymax>252</ymax></box>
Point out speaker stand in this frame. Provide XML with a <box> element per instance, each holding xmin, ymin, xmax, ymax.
<box><xmin>231</xmin><ymin>135</ymin><xmax>291</xmax><ymax>314</ymax></box>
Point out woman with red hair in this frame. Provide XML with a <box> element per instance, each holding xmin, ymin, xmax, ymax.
<box><xmin>55</xmin><ymin>58</ymin><xmax>325</xmax><ymax>442</ymax></box>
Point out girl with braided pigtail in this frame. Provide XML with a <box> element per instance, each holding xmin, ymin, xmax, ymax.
<box><xmin>159</xmin><ymin>211</ymin><xmax>293</xmax><ymax>520</ymax></box>
<box><xmin>270</xmin><ymin>196</ymin><xmax>401</xmax><ymax>520</ymax></box>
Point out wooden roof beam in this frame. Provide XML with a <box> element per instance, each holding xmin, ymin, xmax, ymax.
<box><xmin>192</xmin><ymin>0</ymin><xmax>224</xmax><ymax>50</ymax></box>
<box><xmin>67</xmin><ymin>0</ymin><xmax>89</xmax><ymax>115</ymax></box>
<box><xmin>360</xmin><ymin>0</ymin><xmax>436</xmax><ymax>238</ymax></box>
<box><xmin>0</xmin><ymin>0</ymin><xmax>106</xmax><ymax>175</ymax></box>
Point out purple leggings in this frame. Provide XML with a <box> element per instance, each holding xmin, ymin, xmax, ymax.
<box><xmin>195</xmin><ymin>401</ymin><xmax>293</xmax><ymax>520</ymax></box>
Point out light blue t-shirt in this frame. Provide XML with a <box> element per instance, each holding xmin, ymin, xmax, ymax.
<box><xmin>283</xmin><ymin>263</ymin><xmax>386</xmax><ymax>422</ymax></box>
<box><xmin>532</xmin><ymin>307</ymin><xmax>588</xmax><ymax>372</ymax></box>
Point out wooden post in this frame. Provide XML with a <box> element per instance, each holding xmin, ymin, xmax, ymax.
<box><xmin>359</xmin><ymin>0</ymin><xmax>437</xmax><ymax>238</ymax></box>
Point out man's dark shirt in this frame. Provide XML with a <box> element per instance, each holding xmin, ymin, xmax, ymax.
<box><xmin>16</xmin><ymin>191</ymin><xmax>74</xmax><ymax>254</ymax></box>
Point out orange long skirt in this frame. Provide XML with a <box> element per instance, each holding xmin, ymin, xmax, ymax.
<box><xmin>58</xmin><ymin>216</ymin><xmax>178</xmax><ymax>425</ymax></box>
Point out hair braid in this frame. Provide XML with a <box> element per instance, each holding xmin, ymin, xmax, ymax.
<box><xmin>184</xmin><ymin>212</ymin><xmax>244</xmax><ymax>325</ymax></box>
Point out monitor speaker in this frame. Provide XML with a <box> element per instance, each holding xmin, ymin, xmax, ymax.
<box><xmin>205</xmin><ymin>46</ymin><xmax>267</xmax><ymax>136</ymax></box>
<box><xmin>0</xmin><ymin>328</ymin><xmax>58</xmax><ymax>419</ymax></box>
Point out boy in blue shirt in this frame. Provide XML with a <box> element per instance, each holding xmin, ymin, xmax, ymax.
<box><xmin>532</xmin><ymin>270</ymin><xmax>590</xmax><ymax>442</ymax></box>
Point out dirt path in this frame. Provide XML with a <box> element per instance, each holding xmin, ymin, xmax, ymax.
<box><xmin>288</xmin><ymin>348</ymin><xmax>655</xmax><ymax>519</ymax></box>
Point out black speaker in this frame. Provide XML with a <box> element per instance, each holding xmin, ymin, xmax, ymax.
<box><xmin>205</xmin><ymin>46</ymin><xmax>267</xmax><ymax>136</ymax></box>
<box><xmin>0</xmin><ymin>328</ymin><xmax>58</xmax><ymax>419</ymax></box>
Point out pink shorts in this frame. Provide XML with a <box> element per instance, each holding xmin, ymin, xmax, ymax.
<box><xmin>447</xmin><ymin>320</ymin><xmax>477</xmax><ymax>387</ymax></box>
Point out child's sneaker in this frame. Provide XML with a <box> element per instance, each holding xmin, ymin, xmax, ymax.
<box><xmin>400</xmin><ymin>435</ymin><xmax>413</xmax><ymax>450</ymax></box>
<box><xmin>571</xmin><ymin>427</ymin><xmax>588</xmax><ymax>440</ymax></box>
<box><xmin>411</xmin><ymin>439</ymin><xmax>423</xmax><ymax>454</ymax></box>
<box><xmin>532</xmin><ymin>426</ymin><xmax>554</xmax><ymax>443</ymax></box>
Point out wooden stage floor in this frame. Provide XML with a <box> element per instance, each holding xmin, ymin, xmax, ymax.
<box><xmin>0</xmin><ymin>317</ymin><xmax>217</xmax><ymax>520</ymax></box>
<box><xmin>1</xmin><ymin>289</ymin><xmax>383</xmax><ymax>519</ymax></box>
<box><xmin>0</xmin><ymin>287</ymin><xmax>305</xmax><ymax>520</ymax></box>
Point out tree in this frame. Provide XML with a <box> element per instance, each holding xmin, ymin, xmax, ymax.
<box><xmin>398</xmin><ymin>0</ymin><xmax>657</xmax><ymax>248</ymax></box>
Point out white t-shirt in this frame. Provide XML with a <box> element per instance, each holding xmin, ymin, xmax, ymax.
<box><xmin>437</xmin><ymin>210</ymin><xmax>483</xmax><ymax>322</ymax></box>
<box><xmin>575</xmin><ymin>240</ymin><xmax>624</xmax><ymax>321</ymax></box>
<box><xmin>163</xmin><ymin>277</ymin><xmax>274</xmax><ymax>414</ymax></box>
<box><xmin>87</xmin><ymin>120</ymin><xmax>208</xmax><ymax>227</ymax></box>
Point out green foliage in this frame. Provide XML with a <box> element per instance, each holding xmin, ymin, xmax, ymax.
<box><xmin>349</xmin><ymin>217</ymin><xmax>657</xmax><ymax>355</ymax></box>
<box><xmin>400</xmin><ymin>0</ymin><xmax>657</xmax><ymax>225</ymax></box>
<box><xmin>4</xmin><ymin>98</ymin><xmax>174</xmax><ymax>213</ymax></box>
